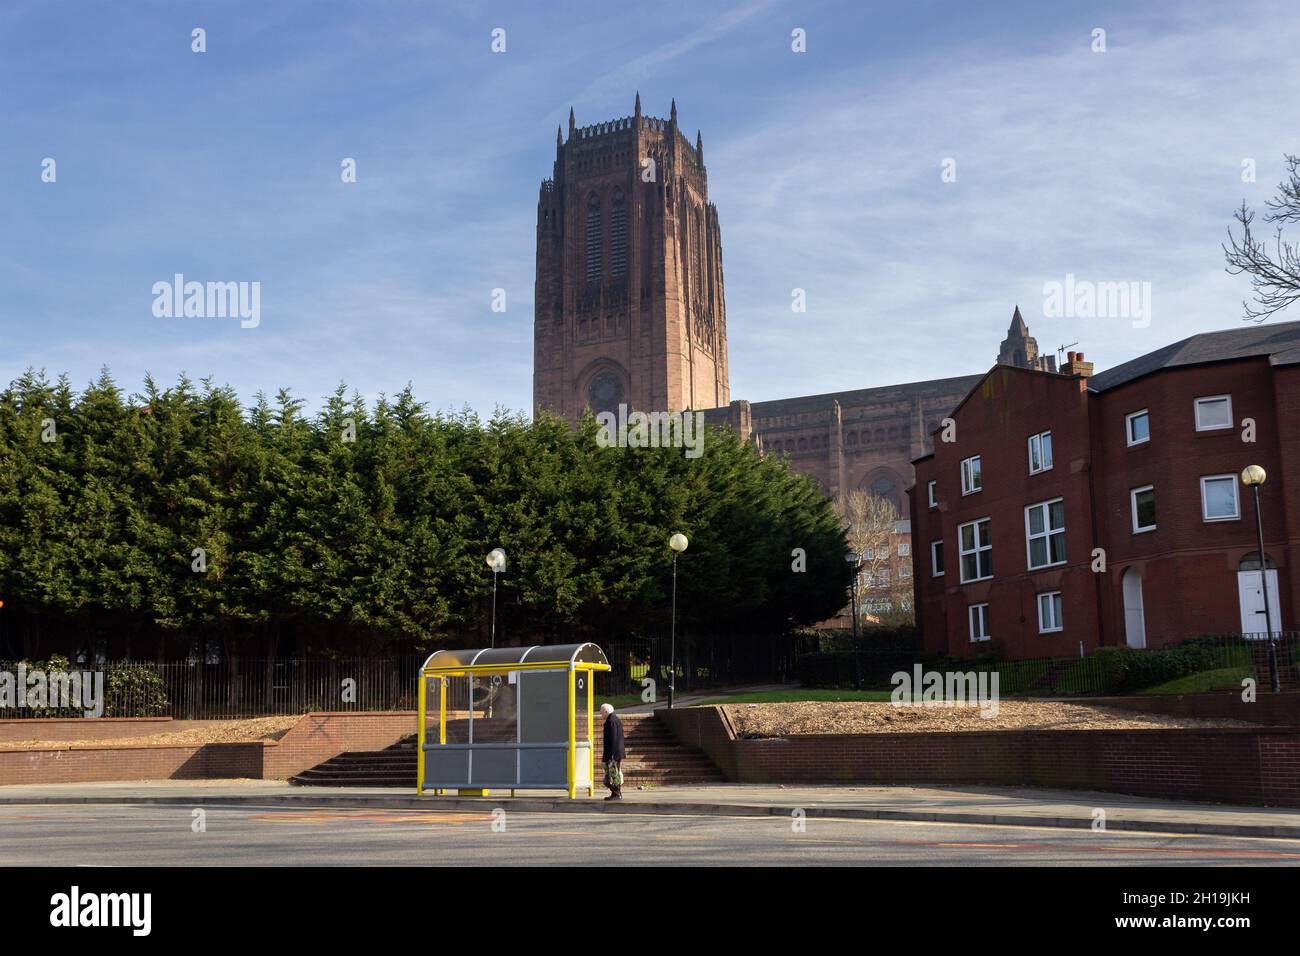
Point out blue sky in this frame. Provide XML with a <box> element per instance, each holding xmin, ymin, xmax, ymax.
<box><xmin>3</xmin><ymin>0</ymin><xmax>1298</xmax><ymax>415</ymax></box>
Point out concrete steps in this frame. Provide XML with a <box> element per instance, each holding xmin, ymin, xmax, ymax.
<box><xmin>1249</xmin><ymin>641</ymin><xmax>1298</xmax><ymax>689</ymax></box>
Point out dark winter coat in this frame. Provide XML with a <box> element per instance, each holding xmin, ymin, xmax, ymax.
<box><xmin>602</xmin><ymin>712</ymin><xmax>626</xmax><ymax>761</ymax></box>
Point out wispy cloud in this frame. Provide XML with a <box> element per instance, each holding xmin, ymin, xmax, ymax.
<box><xmin>712</xmin><ymin>0</ymin><xmax>1300</xmax><ymax>400</ymax></box>
<box><xmin>2</xmin><ymin>0</ymin><xmax>1296</xmax><ymax>415</ymax></box>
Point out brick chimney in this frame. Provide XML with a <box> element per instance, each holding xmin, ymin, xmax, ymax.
<box><xmin>1062</xmin><ymin>351</ymin><xmax>1094</xmax><ymax>378</ymax></box>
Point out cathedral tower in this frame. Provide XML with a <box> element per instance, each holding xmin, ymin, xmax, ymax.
<box><xmin>533</xmin><ymin>96</ymin><xmax>730</xmax><ymax>422</ymax></box>
<box><xmin>996</xmin><ymin>306</ymin><xmax>1057</xmax><ymax>372</ymax></box>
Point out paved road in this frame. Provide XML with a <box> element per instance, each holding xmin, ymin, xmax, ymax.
<box><xmin>2</xmin><ymin>804</ymin><xmax>1298</xmax><ymax>866</ymax></box>
<box><xmin>7</xmin><ymin>780</ymin><xmax>1297</xmax><ymax>838</ymax></box>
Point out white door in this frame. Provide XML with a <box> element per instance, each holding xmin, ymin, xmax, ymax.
<box><xmin>1238</xmin><ymin>569</ymin><xmax>1281</xmax><ymax>637</ymax></box>
<box><xmin>1122</xmin><ymin>569</ymin><xmax>1146</xmax><ymax>649</ymax></box>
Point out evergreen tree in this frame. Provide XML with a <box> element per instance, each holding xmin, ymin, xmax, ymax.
<box><xmin>0</xmin><ymin>374</ymin><xmax>852</xmax><ymax>660</ymax></box>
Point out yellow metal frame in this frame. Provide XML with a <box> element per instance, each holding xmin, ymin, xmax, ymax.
<box><xmin>417</xmin><ymin>655</ymin><xmax>609</xmax><ymax>799</ymax></box>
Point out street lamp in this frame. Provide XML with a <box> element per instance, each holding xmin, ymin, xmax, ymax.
<box><xmin>1241</xmin><ymin>466</ymin><xmax>1279</xmax><ymax>692</ymax></box>
<box><xmin>668</xmin><ymin>533</ymin><xmax>689</xmax><ymax>709</ymax></box>
<box><xmin>845</xmin><ymin>552</ymin><xmax>862</xmax><ymax>690</ymax></box>
<box><xmin>485</xmin><ymin>548</ymin><xmax>507</xmax><ymax>648</ymax></box>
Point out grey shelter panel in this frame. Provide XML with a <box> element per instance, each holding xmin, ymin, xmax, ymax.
<box><xmin>425</xmin><ymin>748</ymin><xmax>468</xmax><ymax>784</ymax></box>
<box><xmin>520</xmin><ymin>747</ymin><xmax>567</xmax><ymax>786</ymax></box>
<box><xmin>519</xmin><ymin>670</ymin><xmax>568</xmax><ymax>743</ymax></box>
<box><xmin>470</xmin><ymin>747</ymin><xmax>518</xmax><ymax>786</ymax></box>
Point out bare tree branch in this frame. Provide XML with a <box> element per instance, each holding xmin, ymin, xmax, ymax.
<box><xmin>1224</xmin><ymin>155</ymin><xmax>1300</xmax><ymax>323</ymax></box>
<box><xmin>841</xmin><ymin>490</ymin><xmax>913</xmax><ymax>627</ymax></box>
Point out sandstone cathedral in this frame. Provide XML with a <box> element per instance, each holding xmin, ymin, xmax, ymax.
<box><xmin>532</xmin><ymin>97</ymin><xmax>1051</xmax><ymax>512</ymax></box>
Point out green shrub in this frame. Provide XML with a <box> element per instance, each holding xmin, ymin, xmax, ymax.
<box><xmin>797</xmin><ymin>635</ymin><xmax>1253</xmax><ymax>695</ymax></box>
<box><xmin>4</xmin><ymin>656</ymin><xmax>169</xmax><ymax>718</ymax></box>
<box><xmin>103</xmin><ymin>664</ymin><xmax>169</xmax><ymax>717</ymax></box>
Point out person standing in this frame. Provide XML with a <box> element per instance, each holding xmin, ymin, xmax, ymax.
<box><xmin>600</xmin><ymin>703</ymin><xmax>625</xmax><ymax>800</ymax></box>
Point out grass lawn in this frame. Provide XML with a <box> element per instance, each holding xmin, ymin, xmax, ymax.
<box><xmin>1137</xmin><ymin>667</ymin><xmax>1253</xmax><ymax>695</ymax></box>
<box><xmin>595</xmin><ymin>692</ymin><xmax>647</xmax><ymax>710</ymax></box>
<box><xmin>691</xmin><ymin>689</ymin><xmax>895</xmax><ymax>706</ymax></box>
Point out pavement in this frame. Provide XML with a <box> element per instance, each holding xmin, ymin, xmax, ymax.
<box><xmin>2</xmin><ymin>778</ymin><xmax>1298</xmax><ymax>839</ymax></box>
<box><xmin>615</xmin><ymin>683</ymin><xmax>786</xmax><ymax>712</ymax></box>
<box><xmin>6</xmin><ymin>802</ymin><xmax>1299</xmax><ymax>866</ymax></box>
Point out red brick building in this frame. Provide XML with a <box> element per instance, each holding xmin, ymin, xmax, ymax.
<box><xmin>910</xmin><ymin>322</ymin><xmax>1300</xmax><ymax>660</ymax></box>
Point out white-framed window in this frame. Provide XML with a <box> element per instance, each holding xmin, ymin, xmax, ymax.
<box><xmin>958</xmin><ymin>518</ymin><xmax>992</xmax><ymax>582</ymax></box>
<box><xmin>1194</xmin><ymin>395</ymin><xmax>1233</xmax><ymax>431</ymax></box>
<box><xmin>1025</xmin><ymin>498</ymin><xmax>1067</xmax><ymax>570</ymax></box>
<box><xmin>863</xmin><ymin>547</ymin><xmax>874</xmax><ymax>560</ymax></box>
<box><xmin>898</xmin><ymin>542</ymin><xmax>910</xmax><ymax>556</ymax></box>
<box><xmin>1131</xmin><ymin>485</ymin><xmax>1156</xmax><ymax>533</ymax></box>
<box><xmin>927</xmin><ymin>480</ymin><xmax>937</xmax><ymax>508</ymax></box>
<box><xmin>1126</xmin><ymin>409</ymin><xmax>1150</xmax><ymax>447</ymax></box>
<box><xmin>930</xmin><ymin>540</ymin><xmax>944</xmax><ymax>577</ymax></box>
<box><xmin>878</xmin><ymin>570</ymin><xmax>890</xmax><ymax>586</ymax></box>
<box><xmin>1037</xmin><ymin>591</ymin><xmax>1063</xmax><ymax>633</ymax></box>
<box><xmin>900</xmin><ymin>566</ymin><xmax>911</xmax><ymax>580</ymax></box>
<box><xmin>968</xmin><ymin>603</ymin><xmax>991</xmax><ymax>643</ymax></box>
<box><xmin>1200</xmin><ymin>474</ymin><xmax>1240</xmax><ymax>521</ymax></box>
<box><xmin>960</xmin><ymin>456</ymin><xmax>983</xmax><ymax>495</ymax></box>
<box><xmin>1028</xmin><ymin>431</ymin><xmax>1053</xmax><ymax>474</ymax></box>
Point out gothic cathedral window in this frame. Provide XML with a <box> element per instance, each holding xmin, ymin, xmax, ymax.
<box><xmin>587</xmin><ymin>372</ymin><xmax>624</xmax><ymax>415</ymax></box>
<box><xmin>585</xmin><ymin>194</ymin><xmax>603</xmax><ymax>282</ymax></box>
<box><xmin>610</xmin><ymin>191</ymin><xmax>627</xmax><ymax>278</ymax></box>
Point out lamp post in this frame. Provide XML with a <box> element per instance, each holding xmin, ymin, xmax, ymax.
<box><xmin>1241</xmin><ymin>466</ymin><xmax>1278</xmax><ymax>693</ymax></box>
<box><xmin>845</xmin><ymin>552</ymin><xmax>862</xmax><ymax>690</ymax></box>
<box><xmin>668</xmin><ymin>533</ymin><xmax>689</xmax><ymax>709</ymax></box>
<box><xmin>485</xmin><ymin>548</ymin><xmax>507</xmax><ymax>649</ymax></box>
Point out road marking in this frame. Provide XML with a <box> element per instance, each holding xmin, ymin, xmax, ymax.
<box><xmin>808</xmin><ymin>815</ymin><xmax>1300</xmax><ymax>844</ymax></box>
<box><xmin>903</xmin><ymin>838</ymin><xmax>1300</xmax><ymax>859</ymax></box>
<box><xmin>245</xmin><ymin>810</ymin><xmax>487</xmax><ymax>825</ymax></box>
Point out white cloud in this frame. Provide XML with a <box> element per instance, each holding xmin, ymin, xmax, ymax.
<box><xmin>711</xmin><ymin>0</ymin><xmax>1300</xmax><ymax>401</ymax></box>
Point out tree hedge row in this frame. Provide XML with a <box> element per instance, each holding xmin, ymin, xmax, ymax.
<box><xmin>0</xmin><ymin>370</ymin><xmax>852</xmax><ymax>659</ymax></box>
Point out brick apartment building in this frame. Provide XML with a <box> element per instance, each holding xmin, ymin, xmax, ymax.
<box><xmin>910</xmin><ymin>321</ymin><xmax>1300</xmax><ymax>660</ymax></box>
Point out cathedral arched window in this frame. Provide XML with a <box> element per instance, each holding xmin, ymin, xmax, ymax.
<box><xmin>866</xmin><ymin>474</ymin><xmax>902</xmax><ymax>516</ymax></box>
<box><xmin>610</xmin><ymin>191</ymin><xmax>628</xmax><ymax>278</ymax></box>
<box><xmin>586</xmin><ymin>371</ymin><xmax>624</xmax><ymax>416</ymax></box>
<box><xmin>585</xmin><ymin>194</ymin><xmax>603</xmax><ymax>282</ymax></box>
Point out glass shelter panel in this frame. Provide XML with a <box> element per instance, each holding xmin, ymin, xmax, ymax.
<box><xmin>575</xmin><ymin>669</ymin><xmax>591</xmax><ymax>743</ymax></box>
<box><xmin>441</xmin><ymin>675</ymin><xmax>472</xmax><ymax>744</ymax></box>
<box><xmin>470</xmin><ymin>673</ymin><xmax>518</xmax><ymax>743</ymax></box>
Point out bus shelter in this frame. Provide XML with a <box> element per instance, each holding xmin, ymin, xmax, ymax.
<box><xmin>417</xmin><ymin>643</ymin><xmax>610</xmax><ymax>799</ymax></box>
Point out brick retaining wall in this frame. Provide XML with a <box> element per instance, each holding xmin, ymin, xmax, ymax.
<box><xmin>0</xmin><ymin>717</ymin><xmax>176</xmax><ymax>742</ymax></box>
<box><xmin>0</xmin><ymin>711</ymin><xmax>419</xmax><ymax>786</ymax></box>
<box><xmin>659</xmin><ymin>706</ymin><xmax>1300</xmax><ymax>807</ymax></box>
<box><xmin>1084</xmin><ymin>693</ymin><xmax>1300</xmax><ymax>725</ymax></box>
<box><xmin>0</xmin><ymin>742</ymin><xmax>265</xmax><ymax>785</ymax></box>
<box><xmin>263</xmin><ymin>711</ymin><xmax>417</xmax><ymax>780</ymax></box>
